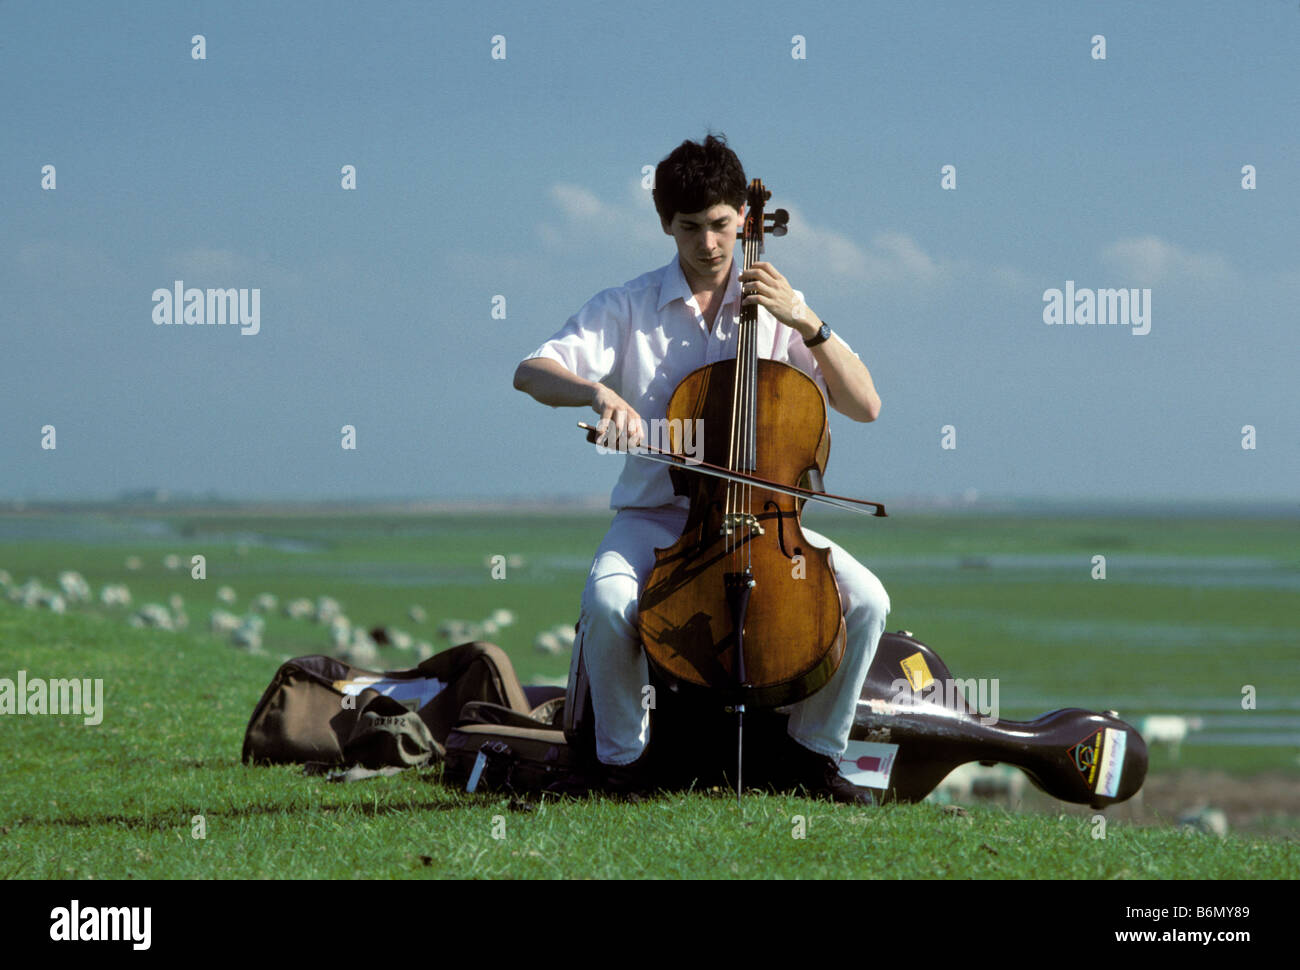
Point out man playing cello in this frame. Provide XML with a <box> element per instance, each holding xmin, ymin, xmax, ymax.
<box><xmin>513</xmin><ymin>134</ymin><xmax>889</xmax><ymax>804</ymax></box>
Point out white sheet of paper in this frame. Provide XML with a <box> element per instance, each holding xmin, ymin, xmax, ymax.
<box><xmin>335</xmin><ymin>676</ymin><xmax>445</xmax><ymax>711</ymax></box>
<box><xmin>836</xmin><ymin>740</ymin><xmax>899</xmax><ymax>789</ymax></box>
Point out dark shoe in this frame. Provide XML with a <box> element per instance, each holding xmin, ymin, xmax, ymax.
<box><xmin>542</xmin><ymin>765</ymin><xmax>600</xmax><ymax>797</ymax></box>
<box><xmin>542</xmin><ymin>758</ymin><xmax>653</xmax><ymax>800</ymax></box>
<box><xmin>600</xmin><ymin>757</ymin><xmax>653</xmax><ymax>801</ymax></box>
<box><xmin>786</xmin><ymin>739</ymin><xmax>876</xmax><ymax>807</ymax></box>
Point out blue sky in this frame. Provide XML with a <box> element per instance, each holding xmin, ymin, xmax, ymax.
<box><xmin>2</xmin><ymin>0</ymin><xmax>1297</xmax><ymax>505</ymax></box>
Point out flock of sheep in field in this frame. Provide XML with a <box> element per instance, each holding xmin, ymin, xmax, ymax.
<box><xmin>0</xmin><ymin>558</ymin><xmax>577</xmax><ymax>671</ymax></box>
<box><xmin>0</xmin><ymin>560</ymin><xmax>1231</xmax><ymax>829</ymax></box>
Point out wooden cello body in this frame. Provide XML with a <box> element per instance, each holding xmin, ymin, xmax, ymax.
<box><xmin>636</xmin><ymin>357</ymin><xmax>845</xmax><ymax>707</ymax></box>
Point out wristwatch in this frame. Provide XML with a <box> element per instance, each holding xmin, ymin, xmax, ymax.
<box><xmin>803</xmin><ymin>322</ymin><xmax>831</xmax><ymax>348</ymax></box>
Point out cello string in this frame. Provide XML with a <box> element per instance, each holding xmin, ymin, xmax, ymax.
<box><xmin>741</xmin><ymin>225</ymin><xmax>755</xmax><ymax>572</ymax></box>
<box><xmin>724</xmin><ymin>225</ymin><xmax>746</xmax><ymax>561</ymax></box>
<box><xmin>727</xmin><ymin>237</ymin><xmax>743</xmax><ymax>562</ymax></box>
<box><xmin>734</xmin><ymin>215</ymin><xmax>754</xmax><ymax>565</ymax></box>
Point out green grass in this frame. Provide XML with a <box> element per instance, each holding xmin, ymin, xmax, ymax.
<box><xmin>1</xmin><ymin>508</ymin><xmax>1297</xmax><ymax>878</ymax></box>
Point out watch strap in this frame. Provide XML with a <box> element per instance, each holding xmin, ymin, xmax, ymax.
<box><xmin>803</xmin><ymin>322</ymin><xmax>831</xmax><ymax>348</ymax></box>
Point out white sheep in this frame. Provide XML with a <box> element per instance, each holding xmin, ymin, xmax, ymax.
<box><xmin>329</xmin><ymin>616</ymin><xmax>352</xmax><ymax>650</ymax></box>
<box><xmin>58</xmin><ymin>571</ymin><xmax>92</xmax><ymax>603</ymax></box>
<box><xmin>1139</xmin><ymin>715</ymin><xmax>1204</xmax><ymax>760</ymax></box>
<box><xmin>436</xmin><ymin>619</ymin><xmax>469</xmax><ymax>642</ymax></box>
<box><xmin>346</xmin><ymin>629</ymin><xmax>378</xmax><ymax>667</ymax></box>
<box><xmin>534</xmin><ymin>631</ymin><xmax>563</xmax><ymax>655</ymax></box>
<box><xmin>231</xmin><ymin>625</ymin><xmax>262</xmax><ymax>652</ymax></box>
<box><xmin>216</xmin><ymin>585</ymin><xmax>237</xmax><ymax>605</ymax></box>
<box><xmin>100</xmin><ymin>584</ymin><xmax>132</xmax><ymax>607</ymax></box>
<box><xmin>315</xmin><ymin>596</ymin><xmax>342</xmax><ymax>624</ymax></box>
<box><xmin>1178</xmin><ymin>805</ymin><xmax>1228</xmax><ymax>837</ymax></box>
<box><xmin>408</xmin><ymin>605</ymin><xmax>427</xmax><ymax>624</ymax></box>
<box><xmin>10</xmin><ymin>579</ymin><xmax>43</xmax><ymax>607</ymax></box>
<box><xmin>131</xmin><ymin>604</ymin><xmax>175</xmax><ymax>630</ymax></box>
<box><xmin>209</xmin><ymin>609</ymin><xmax>242</xmax><ymax>635</ymax></box>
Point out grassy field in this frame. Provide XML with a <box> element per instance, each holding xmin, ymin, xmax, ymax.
<box><xmin>0</xmin><ymin>505</ymin><xmax>1297</xmax><ymax>879</ymax></box>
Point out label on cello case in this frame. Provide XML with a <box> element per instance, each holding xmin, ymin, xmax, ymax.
<box><xmin>1095</xmin><ymin>728</ymin><xmax>1127</xmax><ymax>798</ymax></box>
<box><xmin>836</xmin><ymin>741</ymin><xmax>899</xmax><ymax>789</ymax></box>
<box><xmin>899</xmin><ymin>652</ymin><xmax>935</xmax><ymax>692</ymax></box>
<box><xmin>1068</xmin><ymin>729</ymin><xmax>1104</xmax><ymax>788</ymax></box>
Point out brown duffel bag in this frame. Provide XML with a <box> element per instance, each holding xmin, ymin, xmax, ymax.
<box><xmin>241</xmin><ymin>641</ymin><xmax>534</xmax><ymax>766</ymax></box>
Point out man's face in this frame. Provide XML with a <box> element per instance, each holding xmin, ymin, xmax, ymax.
<box><xmin>663</xmin><ymin>202</ymin><xmax>744</xmax><ymax>281</ymax></box>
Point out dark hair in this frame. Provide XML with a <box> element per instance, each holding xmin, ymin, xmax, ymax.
<box><xmin>652</xmin><ymin>133</ymin><xmax>747</xmax><ymax>227</ymax></box>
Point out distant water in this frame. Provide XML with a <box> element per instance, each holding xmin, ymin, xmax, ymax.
<box><xmin>875</xmin><ymin>554</ymin><xmax>1300</xmax><ymax>590</ymax></box>
<box><xmin>0</xmin><ymin>517</ymin><xmax>320</xmax><ymax>552</ymax></box>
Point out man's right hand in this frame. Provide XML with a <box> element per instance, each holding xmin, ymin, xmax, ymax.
<box><xmin>591</xmin><ymin>384</ymin><xmax>645</xmax><ymax>449</ymax></box>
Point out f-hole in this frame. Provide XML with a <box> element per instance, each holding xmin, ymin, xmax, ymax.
<box><xmin>764</xmin><ymin>500</ymin><xmax>794</xmax><ymax>558</ymax></box>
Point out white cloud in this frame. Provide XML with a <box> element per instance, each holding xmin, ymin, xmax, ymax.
<box><xmin>777</xmin><ymin>203</ymin><xmax>941</xmax><ymax>286</ymax></box>
<box><xmin>171</xmin><ymin>247</ymin><xmax>252</xmax><ymax>277</ymax></box>
<box><xmin>168</xmin><ymin>248</ymin><xmax>303</xmax><ymax>288</ymax></box>
<box><xmin>1099</xmin><ymin>236</ymin><xmax>1235</xmax><ymax>285</ymax></box>
<box><xmin>550</xmin><ymin>184</ymin><xmax>607</xmax><ymax>222</ymax></box>
<box><xmin>539</xmin><ymin>181</ymin><xmax>663</xmax><ymax>254</ymax></box>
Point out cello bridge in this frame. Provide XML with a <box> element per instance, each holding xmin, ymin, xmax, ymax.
<box><xmin>721</xmin><ymin>514</ymin><xmax>764</xmax><ymax>537</ymax></box>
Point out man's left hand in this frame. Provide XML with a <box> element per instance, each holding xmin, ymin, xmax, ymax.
<box><xmin>740</xmin><ymin>262</ymin><xmax>819</xmax><ymax>340</ymax></box>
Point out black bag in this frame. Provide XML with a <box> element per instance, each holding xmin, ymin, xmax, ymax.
<box><xmin>443</xmin><ymin>697</ymin><xmax>579</xmax><ymax>793</ymax></box>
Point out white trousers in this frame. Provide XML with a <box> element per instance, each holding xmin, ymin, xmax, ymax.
<box><xmin>574</xmin><ymin>507</ymin><xmax>890</xmax><ymax>766</ymax></box>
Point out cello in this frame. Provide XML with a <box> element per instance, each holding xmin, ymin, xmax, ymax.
<box><xmin>635</xmin><ymin>178</ymin><xmax>846</xmax><ymax>706</ymax></box>
<box><xmin>619</xmin><ymin>178</ymin><xmax>861</xmax><ymax>792</ymax></box>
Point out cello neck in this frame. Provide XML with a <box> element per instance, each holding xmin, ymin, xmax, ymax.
<box><xmin>731</xmin><ymin>178</ymin><xmax>771</xmax><ymax>475</ymax></box>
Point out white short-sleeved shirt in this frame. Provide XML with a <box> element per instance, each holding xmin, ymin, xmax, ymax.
<box><xmin>524</xmin><ymin>255</ymin><xmax>857</xmax><ymax>510</ymax></box>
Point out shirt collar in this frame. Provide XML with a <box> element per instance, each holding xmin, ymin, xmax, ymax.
<box><xmin>656</xmin><ymin>255</ymin><xmax>743</xmax><ymax>313</ymax></box>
